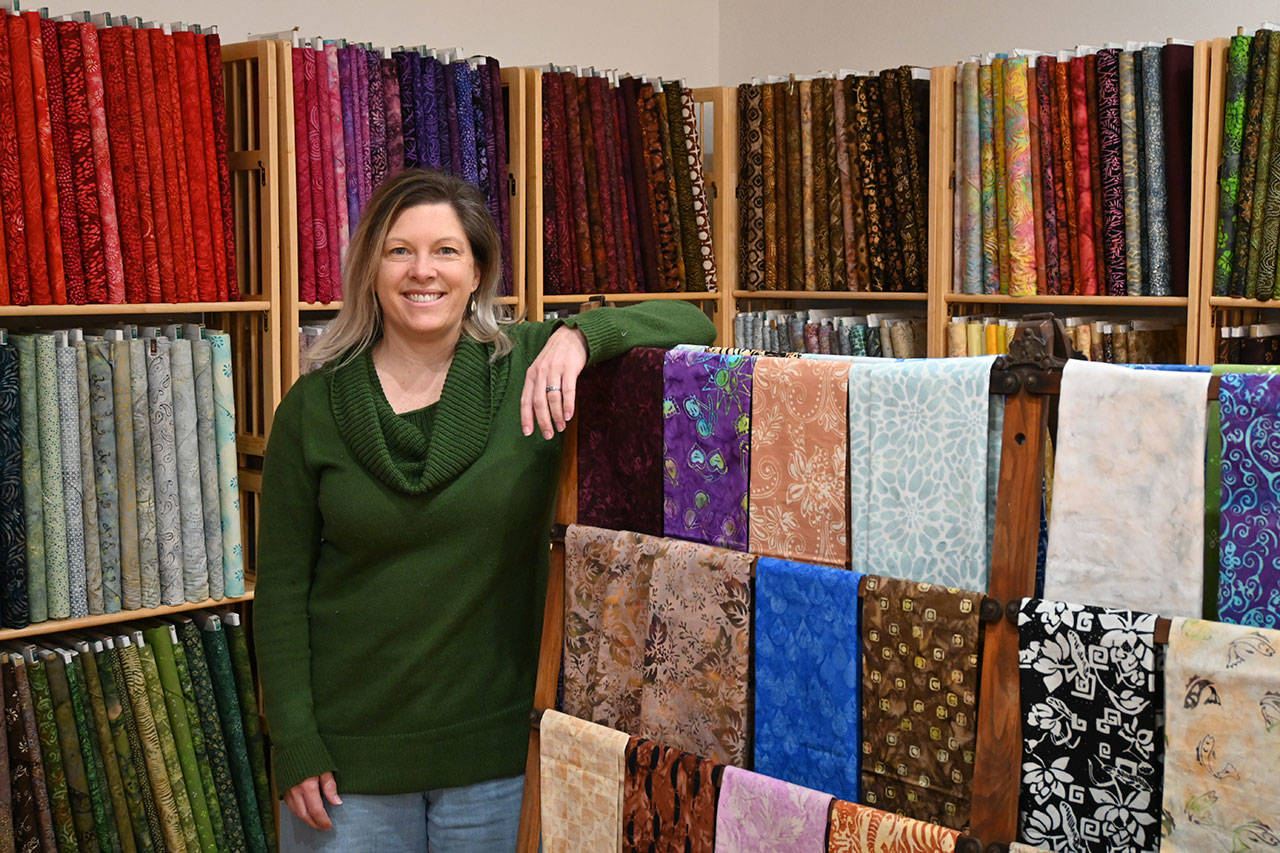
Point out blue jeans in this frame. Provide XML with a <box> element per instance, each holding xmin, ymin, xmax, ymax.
<box><xmin>278</xmin><ymin>774</ymin><xmax>524</xmax><ymax>852</ymax></box>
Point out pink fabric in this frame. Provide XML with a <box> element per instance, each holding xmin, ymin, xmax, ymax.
<box><xmin>324</xmin><ymin>41</ymin><xmax>349</xmax><ymax>298</ymax></box>
<box><xmin>715</xmin><ymin>767</ymin><xmax>833</xmax><ymax>853</ymax></box>
<box><xmin>291</xmin><ymin>47</ymin><xmax>316</xmax><ymax>302</ymax></box>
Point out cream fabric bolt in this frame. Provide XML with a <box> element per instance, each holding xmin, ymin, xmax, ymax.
<box><xmin>539</xmin><ymin>710</ymin><xmax>630</xmax><ymax>853</ymax></box>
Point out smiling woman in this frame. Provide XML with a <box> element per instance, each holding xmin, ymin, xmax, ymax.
<box><xmin>253</xmin><ymin>169</ymin><xmax>716</xmax><ymax>852</ymax></box>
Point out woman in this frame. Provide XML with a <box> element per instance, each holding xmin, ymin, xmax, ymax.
<box><xmin>255</xmin><ymin>168</ymin><xmax>715</xmax><ymax>851</ymax></box>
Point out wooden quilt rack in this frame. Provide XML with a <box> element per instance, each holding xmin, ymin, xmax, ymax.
<box><xmin>515</xmin><ymin>313</ymin><xmax>1179</xmax><ymax>852</ymax></box>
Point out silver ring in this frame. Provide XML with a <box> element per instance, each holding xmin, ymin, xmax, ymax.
<box><xmin>545</xmin><ymin>384</ymin><xmax>560</xmax><ymax>393</ymax></box>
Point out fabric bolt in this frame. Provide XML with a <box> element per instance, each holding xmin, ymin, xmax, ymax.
<box><xmin>823</xmin><ymin>77</ymin><xmax>847</xmax><ymax>292</ymax></box>
<box><xmin>900</xmin><ymin>70</ymin><xmax>930</xmax><ymax>292</ymax></box>
<box><xmin>0</xmin><ymin>17</ymin><xmax>30</xmax><ymax>307</ymax></box>
<box><xmin>191</xmin><ymin>340</ymin><xmax>223</xmax><ymax>600</ymax></box>
<box><xmin>55</xmin><ymin>344</ymin><xmax>89</xmax><ymax>619</ymax></box>
<box><xmin>110</xmin><ymin>646</ymin><xmax>162</xmax><ymax>850</ymax></box>
<box><xmin>993</xmin><ymin>57</ymin><xmax>1011</xmax><ymax>293</ymax></box>
<box><xmin>323</xmin><ymin>44</ymin><xmax>350</xmax><ymax>259</ymax></box>
<box><xmin>1161</xmin><ymin>44</ymin><xmax>1194</xmax><ymax>297</ymax></box>
<box><xmin>77</xmin><ymin>646</ymin><xmax>136</xmax><ymax>853</ymax></box>
<box><xmin>155</xmin><ymin>30</ymin><xmax>199</xmax><ymax>303</ymax></box>
<box><xmin>539</xmin><ymin>711</ymin><xmax>630</xmax><ymax>853</ymax></box>
<box><xmin>170</xmin><ymin>631</ymin><xmax>228</xmax><ymax>851</ymax></box>
<box><xmin>3</xmin><ymin>658</ymin><xmax>38</xmax><ymax>853</ymax></box>
<box><xmin>166</xmin><ymin>338</ymin><xmax>209</xmax><ymax>603</ymax></box>
<box><xmin>225</xmin><ymin>618</ymin><xmax>275</xmax><ymax>850</ymax></box>
<box><xmin>1214</xmin><ymin>35</ymin><xmax>1253</xmax><ymax>295</ymax></box>
<box><xmin>57</xmin><ymin>22</ymin><xmax>103</xmax><ymax>305</ymax></box>
<box><xmin>80</xmin><ymin>23</ymin><xmax>124</xmax><ymax>303</ymax></box>
<box><xmin>1025</xmin><ymin>62</ymin><xmax>1048</xmax><ymax>294</ymax></box>
<box><xmin>89</xmin><ymin>28</ymin><xmax>135</xmax><ymax>302</ymax></box>
<box><xmin>108</xmin><ymin>339</ymin><xmax>140</xmax><ymax>610</ymax></box>
<box><xmin>132</xmin><ymin>29</ymin><xmax>178</xmax><ymax>303</ymax></box>
<box><xmin>680</xmin><ymin>89</ymin><xmax>717</xmax><ymax>292</ymax></box>
<box><xmin>622</xmin><ymin>738</ymin><xmax>719</xmax><ymax>852</ymax></box>
<box><xmin>1046</xmin><ymin>57</ymin><xmax>1076</xmax><ymax>293</ymax></box>
<box><xmin>173</xmin><ymin>32</ymin><xmax>217</xmax><ymax>301</ymax></box>
<box><xmin>394</xmin><ymin>53</ymin><xmax>417</xmax><ymax>167</ymax></box>
<box><xmin>1033</xmin><ymin>57</ymin><xmax>1062</xmax><ymax>294</ymax></box>
<box><xmin>0</xmin><ymin>344</ymin><xmax>27</xmax><ymax>628</ymax></box>
<box><xmin>113</xmin><ymin>27</ymin><xmax>162</xmax><ymax>303</ymax></box>
<box><xmin>576</xmin><ymin>77</ymin><xmax>609</xmax><ymax>291</ymax></box>
<box><xmin>8</xmin><ymin>14</ymin><xmax>52</xmax><ymax>305</ymax></box>
<box><xmin>137</xmin><ymin>641</ymin><xmax>199</xmax><ymax>850</ymax></box>
<box><xmin>1218</xmin><ymin>372</ymin><xmax>1280</xmax><ymax>626</ymax></box>
<box><xmin>827</xmin><ymin>800</ymin><xmax>960</xmax><ymax>853</ymax></box>
<box><xmin>294</xmin><ymin>49</ymin><xmax>320</xmax><ymax>302</ymax></box>
<box><xmin>1245</xmin><ymin>33</ymin><xmax>1280</xmax><ymax>299</ymax></box>
<box><xmin>486</xmin><ymin>58</ymin><xmax>513</xmax><ymax>293</ymax></box>
<box><xmin>39</xmin><ymin>17</ymin><xmax>83</xmax><ymax>305</ymax></box>
<box><xmin>1162</xmin><ymin>619</ymin><xmax>1280</xmax><ymax>851</ymax></box>
<box><xmin>43</xmin><ymin>652</ymin><xmax>99</xmax><ymax>852</ymax></box>
<box><xmin>540</xmin><ymin>73</ymin><xmax>567</xmax><ymax>294</ymax></box>
<box><xmin>27</xmin><ymin>654</ymin><xmax>78</xmax><ymax>851</ymax></box>
<box><xmin>73</xmin><ymin>344</ymin><xmax>103</xmax><ymax>616</ymax></box>
<box><xmin>14</xmin><ymin>339</ymin><xmax>46</xmax><ymax>623</ymax></box>
<box><xmin>1134</xmin><ymin>48</ymin><xmax>1152</xmax><ymax>293</ymax></box>
<box><xmin>1017</xmin><ymin>599</ymin><xmax>1162</xmax><ymax>853</ymax></box>
<box><xmin>714</xmin><ymin>766</ymin><xmax>831</xmax><ymax>853</ymax></box>
<box><xmin>209</xmin><ymin>333</ymin><xmax>243</xmax><ymax>596</ymax></box>
<box><xmin>382</xmin><ymin>58</ymin><xmax>403</xmax><ymax>179</ymax></box>
<box><xmin>1066</xmin><ymin>56</ymin><xmax>1098</xmax><ymax>295</ymax></box>
<box><xmin>1084</xmin><ymin>54</ymin><xmax>1108</xmax><ymax>291</ymax></box>
<box><xmin>95</xmin><ymin>643</ymin><xmax>155</xmax><ymax>852</ymax></box>
<box><xmin>311</xmin><ymin>46</ymin><xmax>339</xmax><ymax>303</ymax></box>
<box><xmin>959</xmin><ymin>61</ymin><xmax>982</xmax><ymax>293</ymax></box>
<box><xmin>661</xmin><ymin>350</ymin><xmax>754</xmax><ymax>550</ymax></box>
<box><xmin>1139</xmin><ymin>45</ymin><xmax>1171</xmax><ymax>296</ymax></box>
<box><xmin>848</xmin><ymin>356</ymin><xmax>998</xmax><ymax>589</ymax></box>
<box><xmin>769</xmin><ymin>82</ymin><xmax>787</xmax><ymax>290</ymax></box>
<box><xmin>337</xmin><ymin>47</ymin><xmax>358</xmax><ymax>229</ymax></box>
<box><xmin>35</xmin><ymin>336</ymin><xmax>71</xmax><ymax>619</ymax></box>
<box><xmin>754</xmin><ymin>558</ymin><xmax>863</xmax><ymax>802</ymax></box>
<box><xmin>1095</xmin><ymin>50</ymin><xmax>1128</xmax><ymax>297</ymax></box>
<box><xmin>1050</xmin><ymin>59</ymin><xmax>1079</xmax><ymax>294</ymax></box>
<box><xmin>63</xmin><ymin>653</ymin><xmax>119</xmax><ymax>853</ymax></box>
<box><xmin>977</xmin><ymin>64</ymin><xmax>998</xmax><ymax>294</ymax></box>
<box><xmin>1231</xmin><ymin>32</ymin><xmax>1272</xmax><ymax>298</ymax></box>
<box><xmin>798</xmin><ymin>79</ymin><xmax>817</xmax><ymax>290</ymax></box>
<box><xmin>86</xmin><ymin>341</ymin><xmax>121</xmax><ymax>613</ymax></box>
<box><xmin>642</xmin><ymin>81</ymin><xmax>686</xmax><ymax>291</ymax></box>
<box><xmin>1002</xmin><ymin>57</ymin><xmax>1037</xmax><ymax>295</ymax></box>
<box><xmin>119</xmin><ymin>643</ymin><xmax>184</xmax><ymax>851</ymax></box>
<box><xmin>11</xmin><ymin>655</ymin><xmax>59</xmax><ymax>851</ymax></box>
<box><xmin>870</xmin><ymin>74</ymin><xmax>905</xmax><ymax>291</ymax></box>
<box><xmin>738</xmin><ymin>85</ymin><xmax>765</xmax><ymax>291</ymax></box>
<box><xmin>1117</xmin><ymin>50</ymin><xmax>1144</xmax><ymax>295</ymax></box>
<box><xmin>861</xmin><ymin>575</ymin><xmax>984</xmax><ymax>829</ymax></box>
<box><xmin>748</xmin><ymin>357</ymin><xmax>849</xmax><ymax>566</ymax></box>
<box><xmin>577</xmin><ymin>348</ymin><xmax>664</xmax><ymax>536</ymax></box>
<box><xmin>621</xmin><ymin>76</ymin><xmax>659</xmax><ymax>294</ymax></box>
<box><xmin>127</xmin><ymin>340</ymin><xmax>160</xmax><ymax>610</ymax></box>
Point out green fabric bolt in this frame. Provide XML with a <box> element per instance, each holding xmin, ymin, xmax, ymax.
<box><xmin>1214</xmin><ymin>35</ymin><xmax>1253</xmax><ymax>296</ymax></box>
<box><xmin>118</xmin><ymin>644</ymin><xmax>185</xmax><ymax>852</ymax></box>
<box><xmin>201</xmin><ymin>619</ymin><xmax>266</xmax><ymax>853</ymax></box>
<box><xmin>224</xmin><ymin>618</ymin><xmax>276</xmax><ymax>851</ymax></box>
<box><xmin>179</xmin><ymin>620</ymin><xmax>246</xmax><ymax>851</ymax></box>
<box><xmin>45</xmin><ymin>651</ymin><xmax>106</xmax><ymax>853</ymax></box>
<box><xmin>170</xmin><ymin>634</ymin><xmax>227</xmax><ymax>850</ymax></box>
<box><xmin>143</xmin><ymin>625</ymin><xmax>218</xmax><ymax>852</ymax></box>
<box><xmin>72</xmin><ymin>649</ymin><xmax>129</xmax><ymax>853</ymax></box>
<box><xmin>27</xmin><ymin>653</ymin><xmax>80</xmax><ymax>851</ymax></box>
<box><xmin>1230</xmin><ymin>30</ymin><xmax>1272</xmax><ymax>297</ymax></box>
<box><xmin>109</xmin><ymin>340</ymin><xmax>142</xmax><ymax>610</ymax></box>
<box><xmin>1245</xmin><ymin>31</ymin><xmax>1280</xmax><ymax>299</ymax></box>
<box><xmin>12</xmin><ymin>337</ymin><xmax>47</xmax><ymax>623</ymax></box>
<box><xmin>103</xmin><ymin>646</ymin><xmax>160</xmax><ymax>853</ymax></box>
<box><xmin>137</xmin><ymin>641</ymin><xmax>200</xmax><ymax>850</ymax></box>
<box><xmin>34</xmin><ymin>335</ymin><xmax>71</xmax><ymax>619</ymax></box>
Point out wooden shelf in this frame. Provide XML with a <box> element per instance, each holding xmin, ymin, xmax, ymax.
<box><xmin>1209</xmin><ymin>297</ymin><xmax>1280</xmax><ymax>309</ymax></box>
<box><xmin>299</xmin><ymin>301</ymin><xmax>343</xmax><ymax>312</ymax></box>
<box><xmin>0</xmin><ymin>301</ymin><xmax>271</xmax><ymax>317</ymax></box>
<box><xmin>0</xmin><ymin>582</ymin><xmax>255</xmax><ymax>642</ymax></box>
<box><xmin>946</xmin><ymin>294</ymin><xmax>1189</xmax><ymax>307</ymax></box>
<box><xmin>734</xmin><ymin>290</ymin><xmax>928</xmax><ymax>302</ymax></box>
<box><xmin>541</xmin><ymin>292</ymin><xmax>722</xmax><ymax>304</ymax></box>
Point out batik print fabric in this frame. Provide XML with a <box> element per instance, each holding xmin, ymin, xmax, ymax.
<box><xmin>754</xmin><ymin>558</ymin><xmax>863</xmax><ymax>802</ymax></box>
<box><xmin>1044</xmin><ymin>361</ymin><xmax>1210</xmax><ymax>618</ymax></box>
<box><xmin>662</xmin><ymin>350</ymin><xmax>754</xmax><ymax>551</ymax></box>
<box><xmin>748</xmin><ymin>357</ymin><xmax>848</xmax><ymax>567</ymax></box>
<box><xmin>848</xmin><ymin>355</ymin><xmax>998</xmax><ymax>590</ymax></box>
<box><xmin>714</xmin><ymin>766</ymin><xmax>831</xmax><ymax>853</ymax></box>
<box><xmin>1017</xmin><ymin>599</ymin><xmax>1162</xmax><ymax>853</ymax></box>
<box><xmin>827</xmin><ymin>799</ymin><xmax>961</xmax><ymax>853</ymax></box>
<box><xmin>1218</xmin><ymin>373</ymin><xmax>1280</xmax><ymax>627</ymax></box>
<box><xmin>1162</xmin><ymin>619</ymin><xmax>1280</xmax><ymax>851</ymax></box>
<box><xmin>860</xmin><ymin>576</ymin><xmax>984</xmax><ymax>830</ymax></box>
<box><xmin>622</xmin><ymin>737</ymin><xmax>720</xmax><ymax>853</ymax></box>
<box><xmin>540</xmin><ymin>710</ymin><xmax>630</xmax><ymax>853</ymax></box>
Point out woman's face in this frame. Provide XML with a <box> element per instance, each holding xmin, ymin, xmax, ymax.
<box><xmin>375</xmin><ymin>202</ymin><xmax>481</xmax><ymax>350</ymax></box>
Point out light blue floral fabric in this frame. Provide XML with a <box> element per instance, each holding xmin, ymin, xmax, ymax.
<box><xmin>754</xmin><ymin>557</ymin><xmax>863</xmax><ymax>803</ymax></box>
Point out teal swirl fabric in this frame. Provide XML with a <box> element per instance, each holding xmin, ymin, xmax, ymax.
<box><xmin>172</xmin><ymin>339</ymin><xmax>210</xmax><ymax>603</ymax></box>
<box><xmin>1218</xmin><ymin>373</ymin><xmax>1280</xmax><ymax>627</ymax></box>
<box><xmin>848</xmin><ymin>355</ymin><xmax>998</xmax><ymax>590</ymax></box>
<box><xmin>86</xmin><ymin>341</ymin><xmax>122</xmax><ymax>614</ymax></box>
<box><xmin>144</xmin><ymin>338</ymin><xmax>184</xmax><ymax>607</ymax></box>
<box><xmin>0</xmin><ymin>343</ymin><xmax>28</xmax><ymax>628</ymax></box>
<box><xmin>209</xmin><ymin>333</ymin><xmax>242</xmax><ymax>598</ymax></box>
<box><xmin>128</xmin><ymin>340</ymin><xmax>160</xmax><ymax>611</ymax></box>
<box><xmin>192</xmin><ymin>338</ymin><xmax>223</xmax><ymax>600</ymax></box>
<box><xmin>55</xmin><ymin>344</ymin><xmax>89</xmax><ymax>619</ymax></box>
<box><xmin>662</xmin><ymin>350</ymin><xmax>755</xmax><ymax>551</ymax></box>
<box><xmin>14</xmin><ymin>337</ymin><xmax>46</xmax><ymax>623</ymax></box>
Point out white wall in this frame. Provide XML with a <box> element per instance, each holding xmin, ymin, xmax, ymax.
<box><xmin>39</xmin><ymin>0</ymin><xmax>722</xmax><ymax>87</ymax></box>
<box><xmin>718</xmin><ymin>0</ymin><xmax>1280</xmax><ymax>83</ymax></box>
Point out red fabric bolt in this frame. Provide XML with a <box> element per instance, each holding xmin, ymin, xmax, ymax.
<box><xmin>205</xmin><ymin>34</ymin><xmax>238</xmax><ymax>300</ymax></box>
<box><xmin>1068</xmin><ymin>56</ymin><xmax>1099</xmax><ymax>296</ymax></box>
<box><xmin>312</xmin><ymin>44</ymin><xmax>339</xmax><ymax>304</ymax></box>
<box><xmin>151</xmin><ymin>28</ymin><xmax>197</xmax><ymax>303</ymax></box>
<box><xmin>193</xmin><ymin>32</ymin><xmax>227</xmax><ymax>299</ymax></box>
<box><xmin>132</xmin><ymin>27</ymin><xmax>175</xmax><ymax>301</ymax></box>
<box><xmin>0</xmin><ymin>17</ymin><xmax>30</xmax><ymax>305</ymax></box>
<box><xmin>174</xmin><ymin>31</ymin><xmax>217</xmax><ymax>302</ymax></box>
<box><xmin>26</xmin><ymin>12</ymin><xmax>67</xmax><ymax>303</ymax></box>
<box><xmin>80</xmin><ymin>22</ymin><xmax>125</xmax><ymax>303</ymax></box>
<box><xmin>42</xmin><ymin>17</ymin><xmax>87</xmax><ymax>304</ymax></box>
<box><xmin>292</xmin><ymin>47</ymin><xmax>316</xmax><ymax>303</ymax></box>
<box><xmin>97</xmin><ymin>27</ymin><xmax>148</xmax><ymax>303</ymax></box>
<box><xmin>58</xmin><ymin>21</ymin><xmax>107</xmax><ymax>304</ymax></box>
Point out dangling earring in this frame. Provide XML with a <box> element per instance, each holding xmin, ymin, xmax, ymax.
<box><xmin>467</xmin><ymin>295</ymin><xmax>477</xmax><ymax>317</ymax></box>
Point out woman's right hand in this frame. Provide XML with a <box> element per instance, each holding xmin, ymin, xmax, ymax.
<box><xmin>285</xmin><ymin>771</ymin><xmax>343</xmax><ymax>831</ymax></box>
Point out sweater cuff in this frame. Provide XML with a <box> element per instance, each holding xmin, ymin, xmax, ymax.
<box><xmin>563</xmin><ymin>308</ymin><xmax>625</xmax><ymax>365</ymax></box>
<box><xmin>271</xmin><ymin>730</ymin><xmax>337</xmax><ymax>795</ymax></box>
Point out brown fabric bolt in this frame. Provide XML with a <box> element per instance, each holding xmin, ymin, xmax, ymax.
<box><xmin>622</xmin><ymin>737</ymin><xmax>720</xmax><ymax>853</ymax></box>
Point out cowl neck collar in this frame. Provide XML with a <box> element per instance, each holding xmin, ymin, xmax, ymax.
<box><xmin>329</xmin><ymin>337</ymin><xmax>511</xmax><ymax>494</ymax></box>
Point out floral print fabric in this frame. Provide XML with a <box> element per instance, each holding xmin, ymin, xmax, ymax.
<box><xmin>827</xmin><ymin>799</ymin><xmax>960</xmax><ymax>853</ymax></box>
<box><xmin>714</xmin><ymin>766</ymin><xmax>831</xmax><ymax>853</ymax></box>
<box><xmin>622</xmin><ymin>737</ymin><xmax>719</xmax><ymax>852</ymax></box>
<box><xmin>1017</xmin><ymin>599</ymin><xmax>1162</xmax><ymax>853</ymax></box>
<box><xmin>1161</xmin><ymin>619</ymin><xmax>1280</xmax><ymax>851</ymax></box>
<box><xmin>540</xmin><ymin>710</ymin><xmax>630</xmax><ymax>853</ymax></box>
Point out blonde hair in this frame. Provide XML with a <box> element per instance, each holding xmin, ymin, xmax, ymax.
<box><xmin>306</xmin><ymin>168</ymin><xmax>513</xmax><ymax>367</ymax></box>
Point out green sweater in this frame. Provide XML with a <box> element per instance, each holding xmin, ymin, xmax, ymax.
<box><xmin>254</xmin><ymin>302</ymin><xmax>716</xmax><ymax>795</ymax></box>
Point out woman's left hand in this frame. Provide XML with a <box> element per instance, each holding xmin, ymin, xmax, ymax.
<box><xmin>522</xmin><ymin>325</ymin><xmax>588</xmax><ymax>439</ymax></box>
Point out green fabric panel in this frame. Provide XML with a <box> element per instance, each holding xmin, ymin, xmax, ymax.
<box><xmin>144</xmin><ymin>626</ymin><xmax>218</xmax><ymax>853</ymax></box>
<box><xmin>137</xmin><ymin>641</ymin><xmax>199</xmax><ymax>851</ymax></box>
<box><xmin>170</xmin><ymin>633</ymin><xmax>227</xmax><ymax>850</ymax></box>
<box><xmin>179</xmin><ymin>620</ymin><xmax>246</xmax><ymax>852</ymax></box>
<box><xmin>103</xmin><ymin>647</ymin><xmax>159</xmax><ymax>853</ymax></box>
<box><xmin>118</xmin><ymin>645</ymin><xmax>184</xmax><ymax>852</ymax></box>
<box><xmin>74</xmin><ymin>649</ymin><xmax>132</xmax><ymax>853</ymax></box>
<box><xmin>46</xmin><ymin>652</ymin><xmax>107</xmax><ymax>853</ymax></box>
<box><xmin>224</xmin><ymin>619</ymin><xmax>276</xmax><ymax>852</ymax></box>
<box><xmin>28</xmin><ymin>654</ymin><xmax>79</xmax><ymax>851</ymax></box>
<box><xmin>201</xmin><ymin>620</ymin><xmax>266</xmax><ymax>853</ymax></box>
<box><xmin>71</xmin><ymin>648</ymin><xmax>126</xmax><ymax>845</ymax></box>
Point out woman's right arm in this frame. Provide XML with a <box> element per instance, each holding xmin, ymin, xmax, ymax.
<box><xmin>253</xmin><ymin>378</ymin><xmax>339</xmax><ymax>826</ymax></box>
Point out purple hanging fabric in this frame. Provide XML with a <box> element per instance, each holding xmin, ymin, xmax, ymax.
<box><xmin>336</xmin><ymin>46</ymin><xmax>360</xmax><ymax>228</ymax></box>
<box><xmin>662</xmin><ymin>350</ymin><xmax>755</xmax><ymax>551</ymax></box>
<box><xmin>382</xmin><ymin>57</ymin><xmax>404</xmax><ymax>175</ymax></box>
<box><xmin>487</xmin><ymin>58</ymin><xmax>513</xmax><ymax>295</ymax></box>
<box><xmin>474</xmin><ymin>61</ymin><xmax>495</xmax><ymax>222</ymax></box>
<box><xmin>442</xmin><ymin>59</ymin><xmax>462</xmax><ymax>177</ymax></box>
<box><xmin>420</xmin><ymin>54</ymin><xmax>442</xmax><ymax>170</ymax></box>
<box><xmin>350</xmin><ymin>45</ymin><xmax>371</xmax><ymax>210</ymax></box>
<box><xmin>394</xmin><ymin>52</ymin><xmax>418</xmax><ymax>168</ymax></box>
<box><xmin>453</xmin><ymin>61</ymin><xmax>479</xmax><ymax>187</ymax></box>
<box><xmin>366</xmin><ymin>50</ymin><xmax>386</xmax><ymax>190</ymax></box>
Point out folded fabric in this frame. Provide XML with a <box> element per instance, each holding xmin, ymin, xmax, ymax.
<box><xmin>1017</xmin><ymin>599</ymin><xmax>1162</xmax><ymax>853</ymax></box>
<box><xmin>849</xmin><ymin>355</ymin><xmax>998</xmax><ymax>589</ymax></box>
<box><xmin>662</xmin><ymin>350</ymin><xmax>755</xmax><ymax>551</ymax></box>
<box><xmin>1162</xmin><ymin>619</ymin><xmax>1280</xmax><ymax>851</ymax></box>
<box><xmin>749</xmin><ymin>356</ymin><xmax>849</xmax><ymax>566</ymax></box>
<box><xmin>754</xmin><ymin>557</ymin><xmax>862</xmax><ymax>801</ymax></box>
<box><xmin>826</xmin><ymin>799</ymin><xmax>960</xmax><ymax>852</ymax></box>
<box><xmin>1044</xmin><ymin>360</ymin><xmax>1210</xmax><ymax>617</ymax></box>
<box><xmin>861</xmin><ymin>576</ymin><xmax>983</xmax><ymax>830</ymax></box>
<box><xmin>540</xmin><ymin>710</ymin><xmax>630</xmax><ymax>853</ymax></box>
<box><xmin>622</xmin><ymin>737</ymin><xmax>719</xmax><ymax>852</ymax></box>
<box><xmin>714</xmin><ymin>766</ymin><xmax>831</xmax><ymax>852</ymax></box>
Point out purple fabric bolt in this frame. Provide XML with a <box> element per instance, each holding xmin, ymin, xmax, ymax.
<box><xmin>487</xmin><ymin>58</ymin><xmax>512</xmax><ymax>294</ymax></box>
<box><xmin>350</xmin><ymin>45</ymin><xmax>371</xmax><ymax>210</ymax></box>
<box><xmin>420</xmin><ymin>54</ymin><xmax>442</xmax><ymax>170</ymax></box>
<box><xmin>394</xmin><ymin>52</ymin><xmax>418</xmax><ymax>168</ymax></box>
<box><xmin>337</xmin><ymin>46</ymin><xmax>360</xmax><ymax>228</ymax></box>
<box><xmin>365</xmin><ymin>49</ymin><xmax>386</xmax><ymax>192</ymax></box>
<box><xmin>473</xmin><ymin>61</ymin><xmax>494</xmax><ymax>218</ymax></box>
<box><xmin>714</xmin><ymin>766</ymin><xmax>833</xmax><ymax>853</ymax></box>
<box><xmin>382</xmin><ymin>57</ymin><xmax>404</xmax><ymax>175</ymax></box>
<box><xmin>662</xmin><ymin>350</ymin><xmax>755</xmax><ymax>551</ymax></box>
<box><xmin>453</xmin><ymin>60</ymin><xmax>479</xmax><ymax>187</ymax></box>
<box><xmin>1097</xmin><ymin>48</ymin><xmax>1128</xmax><ymax>296</ymax></box>
<box><xmin>442</xmin><ymin>60</ymin><xmax>462</xmax><ymax>177</ymax></box>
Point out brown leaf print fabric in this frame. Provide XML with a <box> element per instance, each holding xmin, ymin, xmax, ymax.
<box><xmin>820</xmin><ymin>77</ymin><xmax>847</xmax><ymax>292</ymax></box>
<box><xmin>799</xmin><ymin>78</ymin><xmax>818</xmax><ymax>291</ymax></box>
<box><xmin>664</xmin><ymin>82</ymin><xmax>704</xmax><ymax>292</ymax></box>
<box><xmin>785</xmin><ymin>81</ymin><xmax>804</xmax><ymax>290</ymax></box>
<box><xmin>622</xmin><ymin>737</ymin><xmax>720</xmax><ymax>853</ymax></box>
<box><xmin>839</xmin><ymin>76</ymin><xmax>870</xmax><ymax>290</ymax></box>
<box><xmin>562</xmin><ymin>524</ymin><xmax>754</xmax><ymax>767</ymax></box>
<box><xmin>761</xmin><ymin>83</ymin><xmax>781</xmax><ymax>291</ymax></box>
<box><xmin>810</xmin><ymin>77</ymin><xmax>832</xmax><ymax>292</ymax></box>
<box><xmin>849</xmin><ymin>77</ymin><xmax>887</xmax><ymax>290</ymax></box>
<box><xmin>860</xmin><ymin>576</ymin><xmax>984</xmax><ymax>831</ymax></box>
<box><xmin>737</xmin><ymin>84</ymin><xmax>765</xmax><ymax>291</ymax></box>
<box><xmin>748</xmin><ymin>357</ymin><xmax>849</xmax><ymax>567</ymax></box>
